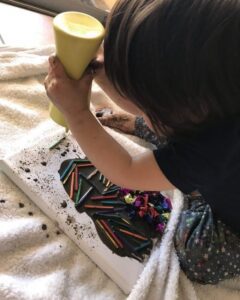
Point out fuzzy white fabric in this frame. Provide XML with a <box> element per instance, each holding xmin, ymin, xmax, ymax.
<box><xmin>0</xmin><ymin>45</ymin><xmax>240</xmax><ymax>300</ymax></box>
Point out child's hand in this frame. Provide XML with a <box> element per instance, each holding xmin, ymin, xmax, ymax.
<box><xmin>96</xmin><ymin>107</ymin><xmax>137</xmax><ymax>135</ymax></box>
<box><xmin>90</xmin><ymin>50</ymin><xmax>106</xmax><ymax>85</ymax></box>
<box><xmin>44</xmin><ymin>55</ymin><xmax>93</xmax><ymax>120</ymax></box>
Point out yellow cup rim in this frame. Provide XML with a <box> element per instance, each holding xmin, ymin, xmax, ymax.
<box><xmin>53</xmin><ymin>11</ymin><xmax>105</xmax><ymax>40</ymax></box>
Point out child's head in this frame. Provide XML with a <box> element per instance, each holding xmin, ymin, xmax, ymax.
<box><xmin>104</xmin><ymin>0</ymin><xmax>240</xmax><ymax>136</ymax></box>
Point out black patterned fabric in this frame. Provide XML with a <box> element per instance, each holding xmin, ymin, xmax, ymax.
<box><xmin>174</xmin><ymin>195</ymin><xmax>240</xmax><ymax>284</ymax></box>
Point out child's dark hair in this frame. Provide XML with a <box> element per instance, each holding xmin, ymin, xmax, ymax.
<box><xmin>104</xmin><ymin>0</ymin><xmax>240</xmax><ymax>137</ymax></box>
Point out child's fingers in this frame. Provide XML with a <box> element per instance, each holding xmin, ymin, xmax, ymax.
<box><xmin>48</xmin><ymin>55</ymin><xmax>68</xmax><ymax>78</ymax></box>
<box><xmin>48</xmin><ymin>55</ymin><xmax>56</xmax><ymax>66</ymax></box>
<box><xmin>98</xmin><ymin>114</ymin><xmax>124</xmax><ymax>127</ymax></box>
<box><xmin>97</xmin><ymin>115</ymin><xmax>113</xmax><ymax>126</ymax></box>
<box><xmin>97</xmin><ymin>113</ymin><xmax>136</xmax><ymax>134</ymax></box>
<box><xmin>47</xmin><ymin>54</ymin><xmax>94</xmax><ymax>97</ymax></box>
<box><xmin>77</xmin><ymin>67</ymin><xmax>94</xmax><ymax>93</ymax></box>
<box><xmin>89</xmin><ymin>59</ymin><xmax>104</xmax><ymax>74</ymax></box>
<box><xmin>95</xmin><ymin>108</ymin><xmax>113</xmax><ymax>117</ymax></box>
<box><xmin>97</xmin><ymin>115</ymin><xmax>131</xmax><ymax>133</ymax></box>
<box><xmin>78</xmin><ymin>73</ymin><xmax>93</xmax><ymax>93</ymax></box>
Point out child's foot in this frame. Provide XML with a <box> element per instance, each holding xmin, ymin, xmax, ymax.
<box><xmin>96</xmin><ymin>107</ymin><xmax>137</xmax><ymax>135</ymax></box>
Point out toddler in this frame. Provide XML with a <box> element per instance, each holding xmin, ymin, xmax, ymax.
<box><xmin>45</xmin><ymin>0</ymin><xmax>240</xmax><ymax>284</ymax></box>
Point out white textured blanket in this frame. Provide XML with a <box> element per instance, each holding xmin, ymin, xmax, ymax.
<box><xmin>0</xmin><ymin>45</ymin><xmax>240</xmax><ymax>300</ymax></box>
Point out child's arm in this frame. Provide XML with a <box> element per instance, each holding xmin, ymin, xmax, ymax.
<box><xmin>44</xmin><ymin>56</ymin><xmax>175</xmax><ymax>191</ymax></box>
<box><xmin>67</xmin><ymin>110</ymin><xmax>173</xmax><ymax>190</ymax></box>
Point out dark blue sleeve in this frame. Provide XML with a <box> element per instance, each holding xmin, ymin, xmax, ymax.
<box><xmin>153</xmin><ymin>139</ymin><xmax>217</xmax><ymax>195</ymax></box>
<box><xmin>153</xmin><ymin>119</ymin><xmax>240</xmax><ymax>232</ymax></box>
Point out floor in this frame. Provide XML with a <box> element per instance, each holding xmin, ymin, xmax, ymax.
<box><xmin>0</xmin><ymin>1</ymin><xmax>116</xmax><ymax>47</ymax></box>
<box><xmin>0</xmin><ymin>3</ymin><xmax>54</xmax><ymax>47</ymax></box>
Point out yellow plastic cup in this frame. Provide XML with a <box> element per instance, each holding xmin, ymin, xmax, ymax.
<box><xmin>49</xmin><ymin>11</ymin><xmax>105</xmax><ymax>128</ymax></box>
